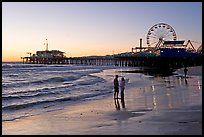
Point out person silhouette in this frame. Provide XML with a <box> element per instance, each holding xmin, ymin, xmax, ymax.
<box><xmin>120</xmin><ymin>77</ymin><xmax>125</xmax><ymax>99</ymax></box>
<box><xmin>113</xmin><ymin>75</ymin><xmax>119</xmax><ymax>99</ymax></box>
<box><xmin>184</xmin><ymin>66</ymin><xmax>188</xmax><ymax>78</ymax></box>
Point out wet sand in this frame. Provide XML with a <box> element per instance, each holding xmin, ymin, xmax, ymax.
<box><xmin>2</xmin><ymin>66</ymin><xmax>202</xmax><ymax>135</ymax></box>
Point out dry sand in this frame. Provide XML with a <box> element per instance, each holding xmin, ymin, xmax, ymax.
<box><xmin>2</xmin><ymin>66</ymin><xmax>202</xmax><ymax>135</ymax></box>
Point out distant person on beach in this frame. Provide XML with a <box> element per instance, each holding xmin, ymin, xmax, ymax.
<box><xmin>119</xmin><ymin>77</ymin><xmax>126</xmax><ymax>99</ymax></box>
<box><xmin>184</xmin><ymin>67</ymin><xmax>188</xmax><ymax>78</ymax></box>
<box><xmin>113</xmin><ymin>75</ymin><xmax>119</xmax><ymax>99</ymax></box>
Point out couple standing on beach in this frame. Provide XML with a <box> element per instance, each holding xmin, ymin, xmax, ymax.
<box><xmin>113</xmin><ymin>75</ymin><xmax>125</xmax><ymax>99</ymax></box>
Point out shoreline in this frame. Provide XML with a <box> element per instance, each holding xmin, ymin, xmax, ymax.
<box><xmin>2</xmin><ymin>66</ymin><xmax>202</xmax><ymax>135</ymax></box>
<box><xmin>118</xmin><ymin>65</ymin><xmax>202</xmax><ymax>77</ymax></box>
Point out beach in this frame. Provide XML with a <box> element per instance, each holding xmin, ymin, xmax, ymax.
<box><xmin>2</xmin><ymin>66</ymin><xmax>202</xmax><ymax>135</ymax></box>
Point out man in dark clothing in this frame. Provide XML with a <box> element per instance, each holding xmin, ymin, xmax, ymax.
<box><xmin>113</xmin><ymin>75</ymin><xmax>119</xmax><ymax>99</ymax></box>
<box><xmin>184</xmin><ymin>67</ymin><xmax>188</xmax><ymax>78</ymax></box>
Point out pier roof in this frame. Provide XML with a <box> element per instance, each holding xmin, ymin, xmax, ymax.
<box><xmin>163</xmin><ymin>41</ymin><xmax>185</xmax><ymax>45</ymax></box>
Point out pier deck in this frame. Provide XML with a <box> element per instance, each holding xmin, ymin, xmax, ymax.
<box><xmin>21</xmin><ymin>55</ymin><xmax>202</xmax><ymax>72</ymax></box>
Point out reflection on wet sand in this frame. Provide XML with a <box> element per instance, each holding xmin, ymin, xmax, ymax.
<box><xmin>114</xmin><ymin>98</ymin><xmax>120</xmax><ymax>110</ymax></box>
<box><xmin>121</xmin><ymin>98</ymin><xmax>125</xmax><ymax>109</ymax></box>
<box><xmin>139</xmin><ymin>75</ymin><xmax>202</xmax><ymax>110</ymax></box>
<box><xmin>114</xmin><ymin>98</ymin><xmax>126</xmax><ymax>111</ymax></box>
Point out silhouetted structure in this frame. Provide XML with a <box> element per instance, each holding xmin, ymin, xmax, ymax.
<box><xmin>21</xmin><ymin>37</ymin><xmax>202</xmax><ymax>76</ymax></box>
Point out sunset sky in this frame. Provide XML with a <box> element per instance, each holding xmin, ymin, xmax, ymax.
<box><xmin>2</xmin><ymin>2</ymin><xmax>202</xmax><ymax>62</ymax></box>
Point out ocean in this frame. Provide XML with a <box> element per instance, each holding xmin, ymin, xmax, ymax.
<box><xmin>2</xmin><ymin>62</ymin><xmax>150</xmax><ymax>122</ymax></box>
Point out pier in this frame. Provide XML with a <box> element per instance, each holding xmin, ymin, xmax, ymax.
<box><xmin>21</xmin><ymin>23</ymin><xmax>202</xmax><ymax>70</ymax></box>
<box><xmin>21</xmin><ymin>55</ymin><xmax>116</xmax><ymax>66</ymax></box>
<box><xmin>21</xmin><ymin>38</ymin><xmax>202</xmax><ymax>71</ymax></box>
<box><xmin>21</xmin><ymin>52</ymin><xmax>202</xmax><ymax>71</ymax></box>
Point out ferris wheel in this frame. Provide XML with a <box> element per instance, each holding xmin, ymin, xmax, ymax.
<box><xmin>146</xmin><ymin>23</ymin><xmax>177</xmax><ymax>48</ymax></box>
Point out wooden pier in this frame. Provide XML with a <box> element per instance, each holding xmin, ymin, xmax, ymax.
<box><xmin>21</xmin><ymin>54</ymin><xmax>202</xmax><ymax>71</ymax></box>
<box><xmin>21</xmin><ymin>56</ymin><xmax>116</xmax><ymax>65</ymax></box>
<box><xmin>21</xmin><ymin>38</ymin><xmax>202</xmax><ymax>71</ymax></box>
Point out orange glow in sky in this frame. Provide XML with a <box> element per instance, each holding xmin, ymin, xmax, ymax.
<box><xmin>2</xmin><ymin>2</ymin><xmax>202</xmax><ymax>62</ymax></box>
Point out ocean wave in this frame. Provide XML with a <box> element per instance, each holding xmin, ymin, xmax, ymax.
<box><xmin>2</xmin><ymin>63</ymin><xmax>115</xmax><ymax>122</ymax></box>
<box><xmin>2</xmin><ymin>74</ymin><xmax>106</xmax><ymax>105</ymax></box>
<box><xmin>2</xmin><ymin>85</ymin><xmax>72</xmax><ymax>102</ymax></box>
<box><xmin>3</xmin><ymin>74</ymin><xmax>83</xmax><ymax>89</ymax></box>
<box><xmin>2</xmin><ymin>63</ymin><xmax>45</xmax><ymax>69</ymax></box>
<box><xmin>2</xmin><ymin>88</ymin><xmax>111</xmax><ymax>112</ymax></box>
<box><xmin>2</xmin><ymin>97</ymin><xmax>71</xmax><ymax>111</ymax></box>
